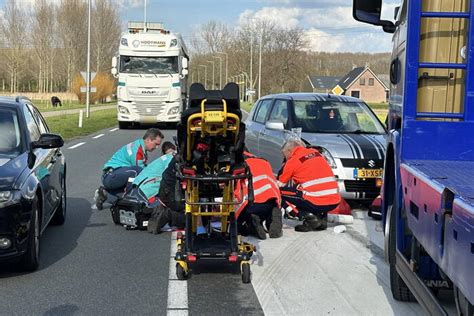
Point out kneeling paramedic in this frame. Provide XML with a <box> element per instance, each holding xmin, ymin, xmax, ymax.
<box><xmin>278</xmin><ymin>139</ymin><xmax>341</xmax><ymax>232</ymax></box>
<box><xmin>235</xmin><ymin>151</ymin><xmax>282</xmax><ymax>240</ymax></box>
<box><xmin>127</xmin><ymin>141</ymin><xmax>176</xmax><ymax>205</ymax></box>
<box><xmin>95</xmin><ymin>128</ymin><xmax>164</xmax><ymax>209</ymax></box>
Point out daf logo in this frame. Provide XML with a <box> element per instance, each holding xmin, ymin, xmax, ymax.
<box><xmin>142</xmin><ymin>90</ymin><xmax>156</xmax><ymax>94</ymax></box>
<box><xmin>368</xmin><ymin>160</ymin><xmax>375</xmax><ymax>168</ymax></box>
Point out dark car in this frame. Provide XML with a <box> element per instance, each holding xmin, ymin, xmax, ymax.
<box><xmin>0</xmin><ymin>97</ymin><xmax>65</xmax><ymax>271</ymax></box>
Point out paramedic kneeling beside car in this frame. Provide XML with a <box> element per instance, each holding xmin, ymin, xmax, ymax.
<box><xmin>278</xmin><ymin>139</ymin><xmax>341</xmax><ymax>232</ymax></box>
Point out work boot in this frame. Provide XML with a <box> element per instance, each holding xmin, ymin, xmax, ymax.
<box><xmin>148</xmin><ymin>206</ymin><xmax>171</xmax><ymax>234</ymax></box>
<box><xmin>269</xmin><ymin>207</ymin><xmax>283</xmax><ymax>238</ymax></box>
<box><xmin>251</xmin><ymin>214</ymin><xmax>267</xmax><ymax>240</ymax></box>
<box><xmin>94</xmin><ymin>187</ymin><xmax>107</xmax><ymax>210</ymax></box>
<box><xmin>294</xmin><ymin>214</ymin><xmax>326</xmax><ymax>232</ymax></box>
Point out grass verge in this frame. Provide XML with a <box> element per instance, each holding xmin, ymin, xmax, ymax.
<box><xmin>367</xmin><ymin>102</ymin><xmax>389</xmax><ymax>110</ymax></box>
<box><xmin>33</xmin><ymin>99</ymin><xmax>114</xmax><ymax>112</ymax></box>
<box><xmin>241</xmin><ymin>101</ymin><xmax>254</xmax><ymax>112</ymax></box>
<box><xmin>45</xmin><ymin>108</ymin><xmax>117</xmax><ymax>141</ymax></box>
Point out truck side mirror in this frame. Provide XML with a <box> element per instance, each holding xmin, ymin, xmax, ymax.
<box><xmin>182</xmin><ymin>57</ymin><xmax>188</xmax><ymax>69</ymax></box>
<box><xmin>352</xmin><ymin>0</ymin><xmax>396</xmax><ymax>33</ymax></box>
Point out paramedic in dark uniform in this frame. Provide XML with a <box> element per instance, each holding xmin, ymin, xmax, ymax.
<box><xmin>278</xmin><ymin>139</ymin><xmax>341</xmax><ymax>232</ymax></box>
<box><xmin>94</xmin><ymin>128</ymin><xmax>164</xmax><ymax>209</ymax></box>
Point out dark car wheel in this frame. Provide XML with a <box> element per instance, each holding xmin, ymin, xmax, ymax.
<box><xmin>51</xmin><ymin>175</ymin><xmax>66</xmax><ymax>225</ymax></box>
<box><xmin>20</xmin><ymin>196</ymin><xmax>40</xmax><ymax>271</ymax></box>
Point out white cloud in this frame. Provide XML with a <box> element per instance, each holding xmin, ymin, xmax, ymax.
<box><xmin>239</xmin><ymin>7</ymin><xmax>301</xmax><ymax>29</ymax></box>
<box><xmin>239</xmin><ymin>6</ymin><xmax>393</xmax><ymax>53</ymax></box>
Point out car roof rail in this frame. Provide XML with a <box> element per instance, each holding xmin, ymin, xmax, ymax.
<box><xmin>15</xmin><ymin>96</ymin><xmax>32</xmax><ymax>103</ymax></box>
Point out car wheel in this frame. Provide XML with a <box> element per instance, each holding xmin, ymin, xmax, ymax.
<box><xmin>21</xmin><ymin>196</ymin><xmax>40</xmax><ymax>271</ymax></box>
<box><xmin>51</xmin><ymin>174</ymin><xmax>66</xmax><ymax>225</ymax></box>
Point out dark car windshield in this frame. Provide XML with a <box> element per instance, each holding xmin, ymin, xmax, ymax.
<box><xmin>120</xmin><ymin>55</ymin><xmax>178</xmax><ymax>74</ymax></box>
<box><xmin>0</xmin><ymin>109</ymin><xmax>22</xmax><ymax>158</ymax></box>
<box><xmin>293</xmin><ymin>100</ymin><xmax>386</xmax><ymax>134</ymax></box>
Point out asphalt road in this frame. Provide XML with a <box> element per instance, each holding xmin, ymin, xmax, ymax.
<box><xmin>0</xmin><ymin>126</ymin><xmax>262</xmax><ymax>315</ymax></box>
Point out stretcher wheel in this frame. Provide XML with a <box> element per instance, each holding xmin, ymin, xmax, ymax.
<box><xmin>241</xmin><ymin>263</ymin><xmax>251</xmax><ymax>284</ymax></box>
<box><xmin>176</xmin><ymin>263</ymin><xmax>188</xmax><ymax>280</ymax></box>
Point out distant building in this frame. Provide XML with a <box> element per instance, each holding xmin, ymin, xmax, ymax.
<box><xmin>306</xmin><ymin>75</ymin><xmax>341</xmax><ymax>93</ymax></box>
<box><xmin>332</xmin><ymin>66</ymin><xmax>388</xmax><ymax>103</ymax></box>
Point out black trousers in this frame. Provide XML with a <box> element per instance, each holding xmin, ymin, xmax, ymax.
<box><xmin>238</xmin><ymin>200</ymin><xmax>277</xmax><ymax>228</ymax></box>
<box><xmin>281</xmin><ymin>186</ymin><xmax>338</xmax><ymax>218</ymax></box>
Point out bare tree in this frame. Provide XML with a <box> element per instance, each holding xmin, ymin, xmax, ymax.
<box><xmin>0</xmin><ymin>0</ymin><xmax>28</xmax><ymax>93</ymax></box>
<box><xmin>57</xmin><ymin>0</ymin><xmax>88</xmax><ymax>92</ymax></box>
<box><xmin>92</xmin><ymin>0</ymin><xmax>121</xmax><ymax>72</ymax></box>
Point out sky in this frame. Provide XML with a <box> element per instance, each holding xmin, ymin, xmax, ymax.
<box><xmin>0</xmin><ymin>0</ymin><xmax>401</xmax><ymax>53</ymax></box>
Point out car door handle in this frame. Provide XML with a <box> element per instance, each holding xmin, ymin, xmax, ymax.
<box><xmin>56</xmin><ymin>150</ymin><xmax>62</xmax><ymax>157</ymax></box>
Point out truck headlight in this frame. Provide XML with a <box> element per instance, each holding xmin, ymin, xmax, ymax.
<box><xmin>170</xmin><ymin>39</ymin><xmax>177</xmax><ymax>47</ymax></box>
<box><xmin>118</xmin><ymin>106</ymin><xmax>130</xmax><ymax>114</ymax></box>
<box><xmin>0</xmin><ymin>191</ymin><xmax>12</xmax><ymax>202</ymax></box>
<box><xmin>121</xmin><ymin>38</ymin><xmax>128</xmax><ymax>46</ymax></box>
<box><xmin>319</xmin><ymin>148</ymin><xmax>337</xmax><ymax>169</ymax></box>
<box><xmin>168</xmin><ymin>106</ymin><xmax>180</xmax><ymax>115</ymax></box>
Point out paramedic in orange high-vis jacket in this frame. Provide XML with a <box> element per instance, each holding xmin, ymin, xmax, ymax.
<box><xmin>278</xmin><ymin>139</ymin><xmax>341</xmax><ymax>232</ymax></box>
<box><xmin>235</xmin><ymin>151</ymin><xmax>282</xmax><ymax>240</ymax></box>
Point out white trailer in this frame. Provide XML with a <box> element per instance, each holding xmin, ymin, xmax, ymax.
<box><xmin>111</xmin><ymin>22</ymin><xmax>189</xmax><ymax>128</ymax></box>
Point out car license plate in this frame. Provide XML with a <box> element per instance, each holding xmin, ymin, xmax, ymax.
<box><xmin>354</xmin><ymin>168</ymin><xmax>383</xmax><ymax>178</ymax></box>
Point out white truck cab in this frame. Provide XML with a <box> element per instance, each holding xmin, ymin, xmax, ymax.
<box><xmin>111</xmin><ymin>22</ymin><xmax>189</xmax><ymax>128</ymax></box>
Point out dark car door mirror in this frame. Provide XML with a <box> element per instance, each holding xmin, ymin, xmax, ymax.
<box><xmin>31</xmin><ymin>133</ymin><xmax>64</xmax><ymax>149</ymax></box>
<box><xmin>265</xmin><ymin>120</ymin><xmax>285</xmax><ymax>131</ymax></box>
<box><xmin>353</xmin><ymin>0</ymin><xmax>396</xmax><ymax>33</ymax></box>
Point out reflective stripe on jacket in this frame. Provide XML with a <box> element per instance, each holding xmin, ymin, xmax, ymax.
<box><xmin>235</xmin><ymin>155</ymin><xmax>281</xmax><ymax>219</ymax></box>
<box><xmin>278</xmin><ymin>146</ymin><xmax>340</xmax><ymax>206</ymax></box>
<box><xmin>104</xmin><ymin>138</ymin><xmax>148</xmax><ymax>170</ymax></box>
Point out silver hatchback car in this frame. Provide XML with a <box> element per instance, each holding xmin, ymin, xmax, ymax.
<box><xmin>245</xmin><ymin>93</ymin><xmax>387</xmax><ymax>201</ymax></box>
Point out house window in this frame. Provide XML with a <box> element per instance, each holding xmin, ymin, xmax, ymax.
<box><xmin>360</xmin><ymin>78</ymin><xmax>365</xmax><ymax>85</ymax></box>
<box><xmin>351</xmin><ymin>91</ymin><xmax>360</xmax><ymax>98</ymax></box>
<box><xmin>369</xmin><ymin>78</ymin><xmax>375</xmax><ymax>86</ymax></box>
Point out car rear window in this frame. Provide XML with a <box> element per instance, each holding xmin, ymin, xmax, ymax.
<box><xmin>0</xmin><ymin>109</ymin><xmax>22</xmax><ymax>158</ymax></box>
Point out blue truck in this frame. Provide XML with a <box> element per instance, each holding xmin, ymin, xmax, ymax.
<box><xmin>352</xmin><ymin>0</ymin><xmax>473</xmax><ymax>315</ymax></box>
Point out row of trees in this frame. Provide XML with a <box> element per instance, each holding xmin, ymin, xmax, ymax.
<box><xmin>0</xmin><ymin>0</ymin><xmax>121</xmax><ymax>94</ymax></box>
<box><xmin>188</xmin><ymin>21</ymin><xmax>390</xmax><ymax>98</ymax></box>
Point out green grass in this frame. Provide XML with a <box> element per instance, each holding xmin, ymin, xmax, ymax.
<box><xmin>367</xmin><ymin>102</ymin><xmax>389</xmax><ymax>110</ymax></box>
<box><xmin>33</xmin><ymin>99</ymin><xmax>114</xmax><ymax>112</ymax></box>
<box><xmin>45</xmin><ymin>108</ymin><xmax>118</xmax><ymax>140</ymax></box>
<box><xmin>241</xmin><ymin>101</ymin><xmax>254</xmax><ymax>112</ymax></box>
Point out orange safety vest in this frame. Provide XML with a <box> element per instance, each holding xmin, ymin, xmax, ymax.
<box><xmin>279</xmin><ymin>146</ymin><xmax>341</xmax><ymax>206</ymax></box>
<box><xmin>235</xmin><ymin>154</ymin><xmax>281</xmax><ymax>219</ymax></box>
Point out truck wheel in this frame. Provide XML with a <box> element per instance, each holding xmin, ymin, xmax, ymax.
<box><xmin>388</xmin><ymin>202</ymin><xmax>415</xmax><ymax>301</ymax></box>
<box><xmin>118</xmin><ymin>122</ymin><xmax>130</xmax><ymax>129</ymax></box>
<box><xmin>454</xmin><ymin>286</ymin><xmax>474</xmax><ymax>316</ymax></box>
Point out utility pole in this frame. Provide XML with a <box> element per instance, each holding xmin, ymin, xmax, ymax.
<box><xmin>207</xmin><ymin>61</ymin><xmax>215</xmax><ymax>89</ymax></box>
<box><xmin>250</xmin><ymin>33</ymin><xmax>253</xmax><ymax>103</ymax></box>
<box><xmin>199</xmin><ymin>65</ymin><xmax>207</xmax><ymax>88</ymax></box>
<box><xmin>214</xmin><ymin>56</ymin><xmax>223</xmax><ymax>89</ymax></box>
<box><xmin>144</xmin><ymin>0</ymin><xmax>147</xmax><ymax>31</ymax></box>
<box><xmin>86</xmin><ymin>0</ymin><xmax>91</xmax><ymax>118</ymax></box>
<box><xmin>217</xmin><ymin>52</ymin><xmax>228</xmax><ymax>84</ymax></box>
<box><xmin>258</xmin><ymin>31</ymin><xmax>263</xmax><ymax>99</ymax></box>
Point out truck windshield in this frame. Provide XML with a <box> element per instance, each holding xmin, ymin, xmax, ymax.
<box><xmin>0</xmin><ymin>109</ymin><xmax>22</xmax><ymax>158</ymax></box>
<box><xmin>293</xmin><ymin>101</ymin><xmax>386</xmax><ymax>134</ymax></box>
<box><xmin>120</xmin><ymin>56</ymin><xmax>179</xmax><ymax>74</ymax></box>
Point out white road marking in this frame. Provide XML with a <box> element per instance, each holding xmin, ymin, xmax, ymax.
<box><xmin>109</xmin><ymin>127</ymin><xmax>119</xmax><ymax>132</ymax></box>
<box><xmin>68</xmin><ymin>142</ymin><xmax>85</xmax><ymax>149</ymax></box>
<box><xmin>167</xmin><ymin>231</ymin><xmax>188</xmax><ymax>316</ymax></box>
<box><xmin>93</xmin><ymin>133</ymin><xmax>104</xmax><ymax>139</ymax></box>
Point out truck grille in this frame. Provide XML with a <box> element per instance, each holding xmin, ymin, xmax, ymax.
<box><xmin>134</xmin><ymin>103</ymin><xmax>165</xmax><ymax>116</ymax></box>
<box><xmin>344</xmin><ymin>179</ymin><xmax>380</xmax><ymax>198</ymax></box>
